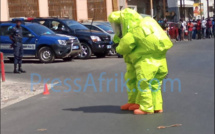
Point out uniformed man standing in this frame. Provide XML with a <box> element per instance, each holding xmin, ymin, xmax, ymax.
<box><xmin>10</xmin><ymin>19</ymin><xmax>26</xmax><ymax>74</ymax></box>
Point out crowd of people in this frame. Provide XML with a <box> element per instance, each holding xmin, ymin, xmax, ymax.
<box><xmin>158</xmin><ymin>17</ymin><xmax>215</xmax><ymax>41</ymax></box>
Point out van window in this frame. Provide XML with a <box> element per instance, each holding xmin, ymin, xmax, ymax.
<box><xmin>91</xmin><ymin>26</ymin><xmax>101</xmax><ymax>31</ymax></box>
<box><xmin>22</xmin><ymin>28</ymin><xmax>32</xmax><ymax>37</ymax></box>
<box><xmin>51</xmin><ymin>21</ymin><xmax>69</xmax><ymax>33</ymax></box>
<box><xmin>37</xmin><ymin>20</ymin><xmax>49</xmax><ymax>27</ymax></box>
<box><xmin>0</xmin><ymin>25</ymin><xmax>13</xmax><ymax>36</ymax></box>
<box><xmin>85</xmin><ymin>25</ymin><xmax>100</xmax><ymax>31</ymax></box>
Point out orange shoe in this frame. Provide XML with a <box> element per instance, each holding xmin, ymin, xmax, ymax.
<box><xmin>120</xmin><ymin>103</ymin><xmax>135</xmax><ymax>110</ymax></box>
<box><xmin>154</xmin><ymin>110</ymin><xmax>163</xmax><ymax>113</ymax></box>
<box><xmin>134</xmin><ymin>109</ymin><xmax>154</xmax><ymax>115</ymax></box>
<box><xmin>128</xmin><ymin>104</ymin><xmax>140</xmax><ymax>111</ymax></box>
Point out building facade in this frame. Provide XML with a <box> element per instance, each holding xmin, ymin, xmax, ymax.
<box><xmin>0</xmin><ymin>0</ymin><xmax>120</xmax><ymax>21</ymax></box>
<box><xmin>0</xmin><ymin>0</ymin><xmax>170</xmax><ymax>22</ymax></box>
<box><xmin>178</xmin><ymin>0</ymin><xmax>194</xmax><ymax>21</ymax></box>
<box><xmin>126</xmin><ymin>0</ymin><xmax>167</xmax><ymax>20</ymax></box>
<box><xmin>1</xmin><ymin>0</ymin><xmax>213</xmax><ymax>22</ymax></box>
<box><xmin>168</xmin><ymin>0</ymin><xmax>215</xmax><ymax>21</ymax></box>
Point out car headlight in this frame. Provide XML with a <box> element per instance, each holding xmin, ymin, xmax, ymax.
<box><xmin>90</xmin><ymin>36</ymin><xmax>101</xmax><ymax>42</ymax></box>
<box><xmin>58</xmin><ymin>40</ymin><xmax>67</xmax><ymax>46</ymax></box>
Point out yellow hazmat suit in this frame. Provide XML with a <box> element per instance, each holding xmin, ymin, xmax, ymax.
<box><xmin>108</xmin><ymin>8</ymin><xmax>173</xmax><ymax>114</ymax></box>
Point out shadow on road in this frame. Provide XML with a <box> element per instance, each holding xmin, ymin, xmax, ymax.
<box><xmin>63</xmin><ymin>105</ymin><xmax>133</xmax><ymax>114</ymax></box>
<box><xmin>74</xmin><ymin>56</ymin><xmax>118</xmax><ymax>60</ymax></box>
<box><xmin>4</xmin><ymin>59</ymin><xmax>66</xmax><ymax>64</ymax></box>
<box><xmin>3</xmin><ymin>56</ymin><xmax>119</xmax><ymax>64</ymax></box>
<box><xmin>4</xmin><ymin>72</ymin><xmax>14</xmax><ymax>74</ymax></box>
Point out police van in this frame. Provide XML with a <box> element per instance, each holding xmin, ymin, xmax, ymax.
<box><xmin>0</xmin><ymin>20</ymin><xmax>81</xmax><ymax>63</ymax></box>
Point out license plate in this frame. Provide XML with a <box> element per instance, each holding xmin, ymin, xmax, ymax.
<box><xmin>72</xmin><ymin>46</ymin><xmax>79</xmax><ymax>50</ymax></box>
<box><xmin>107</xmin><ymin>45</ymin><xmax>112</xmax><ymax>49</ymax></box>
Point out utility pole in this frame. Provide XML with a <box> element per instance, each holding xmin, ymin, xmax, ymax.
<box><xmin>214</xmin><ymin>0</ymin><xmax>215</xmax><ymax>18</ymax></box>
<box><xmin>200</xmin><ymin>0</ymin><xmax>202</xmax><ymax>19</ymax></box>
<box><xmin>183</xmin><ymin>0</ymin><xmax>185</xmax><ymax>19</ymax></box>
<box><xmin>207</xmin><ymin>0</ymin><xmax>209</xmax><ymax>18</ymax></box>
<box><xmin>150</xmin><ymin>0</ymin><xmax>153</xmax><ymax>17</ymax></box>
<box><xmin>163</xmin><ymin>0</ymin><xmax>166</xmax><ymax>19</ymax></box>
<box><xmin>180</xmin><ymin>0</ymin><xmax>183</xmax><ymax>19</ymax></box>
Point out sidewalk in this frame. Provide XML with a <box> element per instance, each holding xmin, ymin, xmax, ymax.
<box><xmin>171</xmin><ymin>39</ymin><xmax>177</xmax><ymax>43</ymax></box>
<box><xmin>1</xmin><ymin>79</ymin><xmax>45</xmax><ymax>108</ymax></box>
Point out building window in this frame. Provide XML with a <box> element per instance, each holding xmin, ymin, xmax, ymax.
<box><xmin>8</xmin><ymin>0</ymin><xmax>39</xmax><ymax>18</ymax></box>
<box><xmin>87</xmin><ymin>0</ymin><xmax>107</xmax><ymax>21</ymax></box>
<box><xmin>127</xmin><ymin>0</ymin><xmax>150</xmax><ymax>15</ymax></box>
<box><xmin>48</xmin><ymin>0</ymin><xmax>77</xmax><ymax>20</ymax></box>
<box><xmin>209</xmin><ymin>6</ymin><xmax>214</xmax><ymax>12</ymax></box>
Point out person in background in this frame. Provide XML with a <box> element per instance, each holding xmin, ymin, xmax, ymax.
<box><xmin>57</xmin><ymin>24</ymin><xmax>63</xmax><ymax>31</ymax></box>
<box><xmin>206</xmin><ymin>18</ymin><xmax>213</xmax><ymax>38</ymax></box>
<box><xmin>187</xmin><ymin>20</ymin><xmax>194</xmax><ymax>41</ymax></box>
<box><xmin>192</xmin><ymin>19</ymin><xmax>197</xmax><ymax>39</ymax></box>
<box><xmin>201</xmin><ymin>17</ymin><xmax>207</xmax><ymax>39</ymax></box>
<box><xmin>196</xmin><ymin>19</ymin><xmax>202</xmax><ymax>39</ymax></box>
<box><xmin>182</xmin><ymin>18</ymin><xmax>187</xmax><ymax>40</ymax></box>
<box><xmin>178</xmin><ymin>19</ymin><xmax>183</xmax><ymax>41</ymax></box>
<box><xmin>158</xmin><ymin>18</ymin><xmax>163</xmax><ymax>25</ymax></box>
<box><xmin>10</xmin><ymin>19</ymin><xmax>26</xmax><ymax>74</ymax></box>
<box><xmin>163</xmin><ymin>19</ymin><xmax>169</xmax><ymax>36</ymax></box>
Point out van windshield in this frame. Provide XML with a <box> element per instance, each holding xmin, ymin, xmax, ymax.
<box><xmin>27</xmin><ymin>24</ymin><xmax>55</xmax><ymax>35</ymax></box>
<box><xmin>97</xmin><ymin>25</ymin><xmax>114</xmax><ymax>34</ymax></box>
<box><xmin>63</xmin><ymin>20</ymin><xmax>88</xmax><ymax>31</ymax></box>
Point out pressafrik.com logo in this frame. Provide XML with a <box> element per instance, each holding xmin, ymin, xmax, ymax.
<box><xmin>30</xmin><ymin>72</ymin><xmax>181</xmax><ymax>93</ymax></box>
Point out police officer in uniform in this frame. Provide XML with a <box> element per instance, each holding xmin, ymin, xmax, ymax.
<box><xmin>10</xmin><ymin>19</ymin><xmax>26</xmax><ymax>74</ymax></box>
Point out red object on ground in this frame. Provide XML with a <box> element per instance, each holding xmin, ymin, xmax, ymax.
<box><xmin>43</xmin><ymin>84</ymin><xmax>50</xmax><ymax>95</ymax></box>
<box><xmin>0</xmin><ymin>52</ymin><xmax>5</xmax><ymax>82</ymax></box>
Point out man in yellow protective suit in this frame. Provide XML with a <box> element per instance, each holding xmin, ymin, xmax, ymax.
<box><xmin>108</xmin><ymin>8</ymin><xmax>173</xmax><ymax>115</ymax></box>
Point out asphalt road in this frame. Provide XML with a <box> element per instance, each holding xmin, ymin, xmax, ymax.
<box><xmin>1</xmin><ymin>39</ymin><xmax>214</xmax><ymax>134</ymax></box>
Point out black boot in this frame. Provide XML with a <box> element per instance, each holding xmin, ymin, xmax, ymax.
<box><xmin>18</xmin><ymin>64</ymin><xmax>26</xmax><ymax>73</ymax></box>
<box><xmin>14</xmin><ymin>64</ymin><xmax>20</xmax><ymax>74</ymax></box>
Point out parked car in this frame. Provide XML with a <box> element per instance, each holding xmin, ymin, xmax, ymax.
<box><xmin>83</xmin><ymin>22</ymin><xmax>114</xmax><ymax>40</ymax></box>
<box><xmin>93</xmin><ymin>21</ymin><xmax>112</xmax><ymax>27</ymax></box>
<box><xmin>0</xmin><ymin>22</ymin><xmax>81</xmax><ymax>63</ymax></box>
<box><xmin>83</xmin><ymin>22</ymin><xmax>116</xmax><ymax>55</ymax></box>
<box><xmin>28</xmin><ymin>18</ymin><xmax>112</xmax><ymax>59</ymax></box>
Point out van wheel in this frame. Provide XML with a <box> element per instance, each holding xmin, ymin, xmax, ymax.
<box><xmin>38</xmin><ymin>47</ymin><xmax>55</xmax><ymax>63</ymax></box>
<box><xmin>77</xmin><ymin>42</ymin><xmax>92</xmax><ymax>59</ymax></box>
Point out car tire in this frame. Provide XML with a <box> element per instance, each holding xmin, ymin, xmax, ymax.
<box><xmin>38</xmin><ymin>47</ymin><xmax>55</xmax><ymax>63</ymax></box>
<box><xmin>94</xmin><ymin>52</ymin><xmax>107</xmax><ymax>58</ymax></box>
<box><xmin>63</xmin><ymin>56</ymin><xmax>73</xmax><ymax>62</ymax></box>
<box><xmin>117</xmin><ymin>54</ymin><xmax>123</xmax><ymax>58</ymax></box>
<box><xmin>77</xmin><ymin>42</ymin><xmax>92</xmax><ymax>59</ymax></box>
<box><xmin>8</xmin><ymin>57</ymin><xmax>14</xmax><ymax>63</ymax></box>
